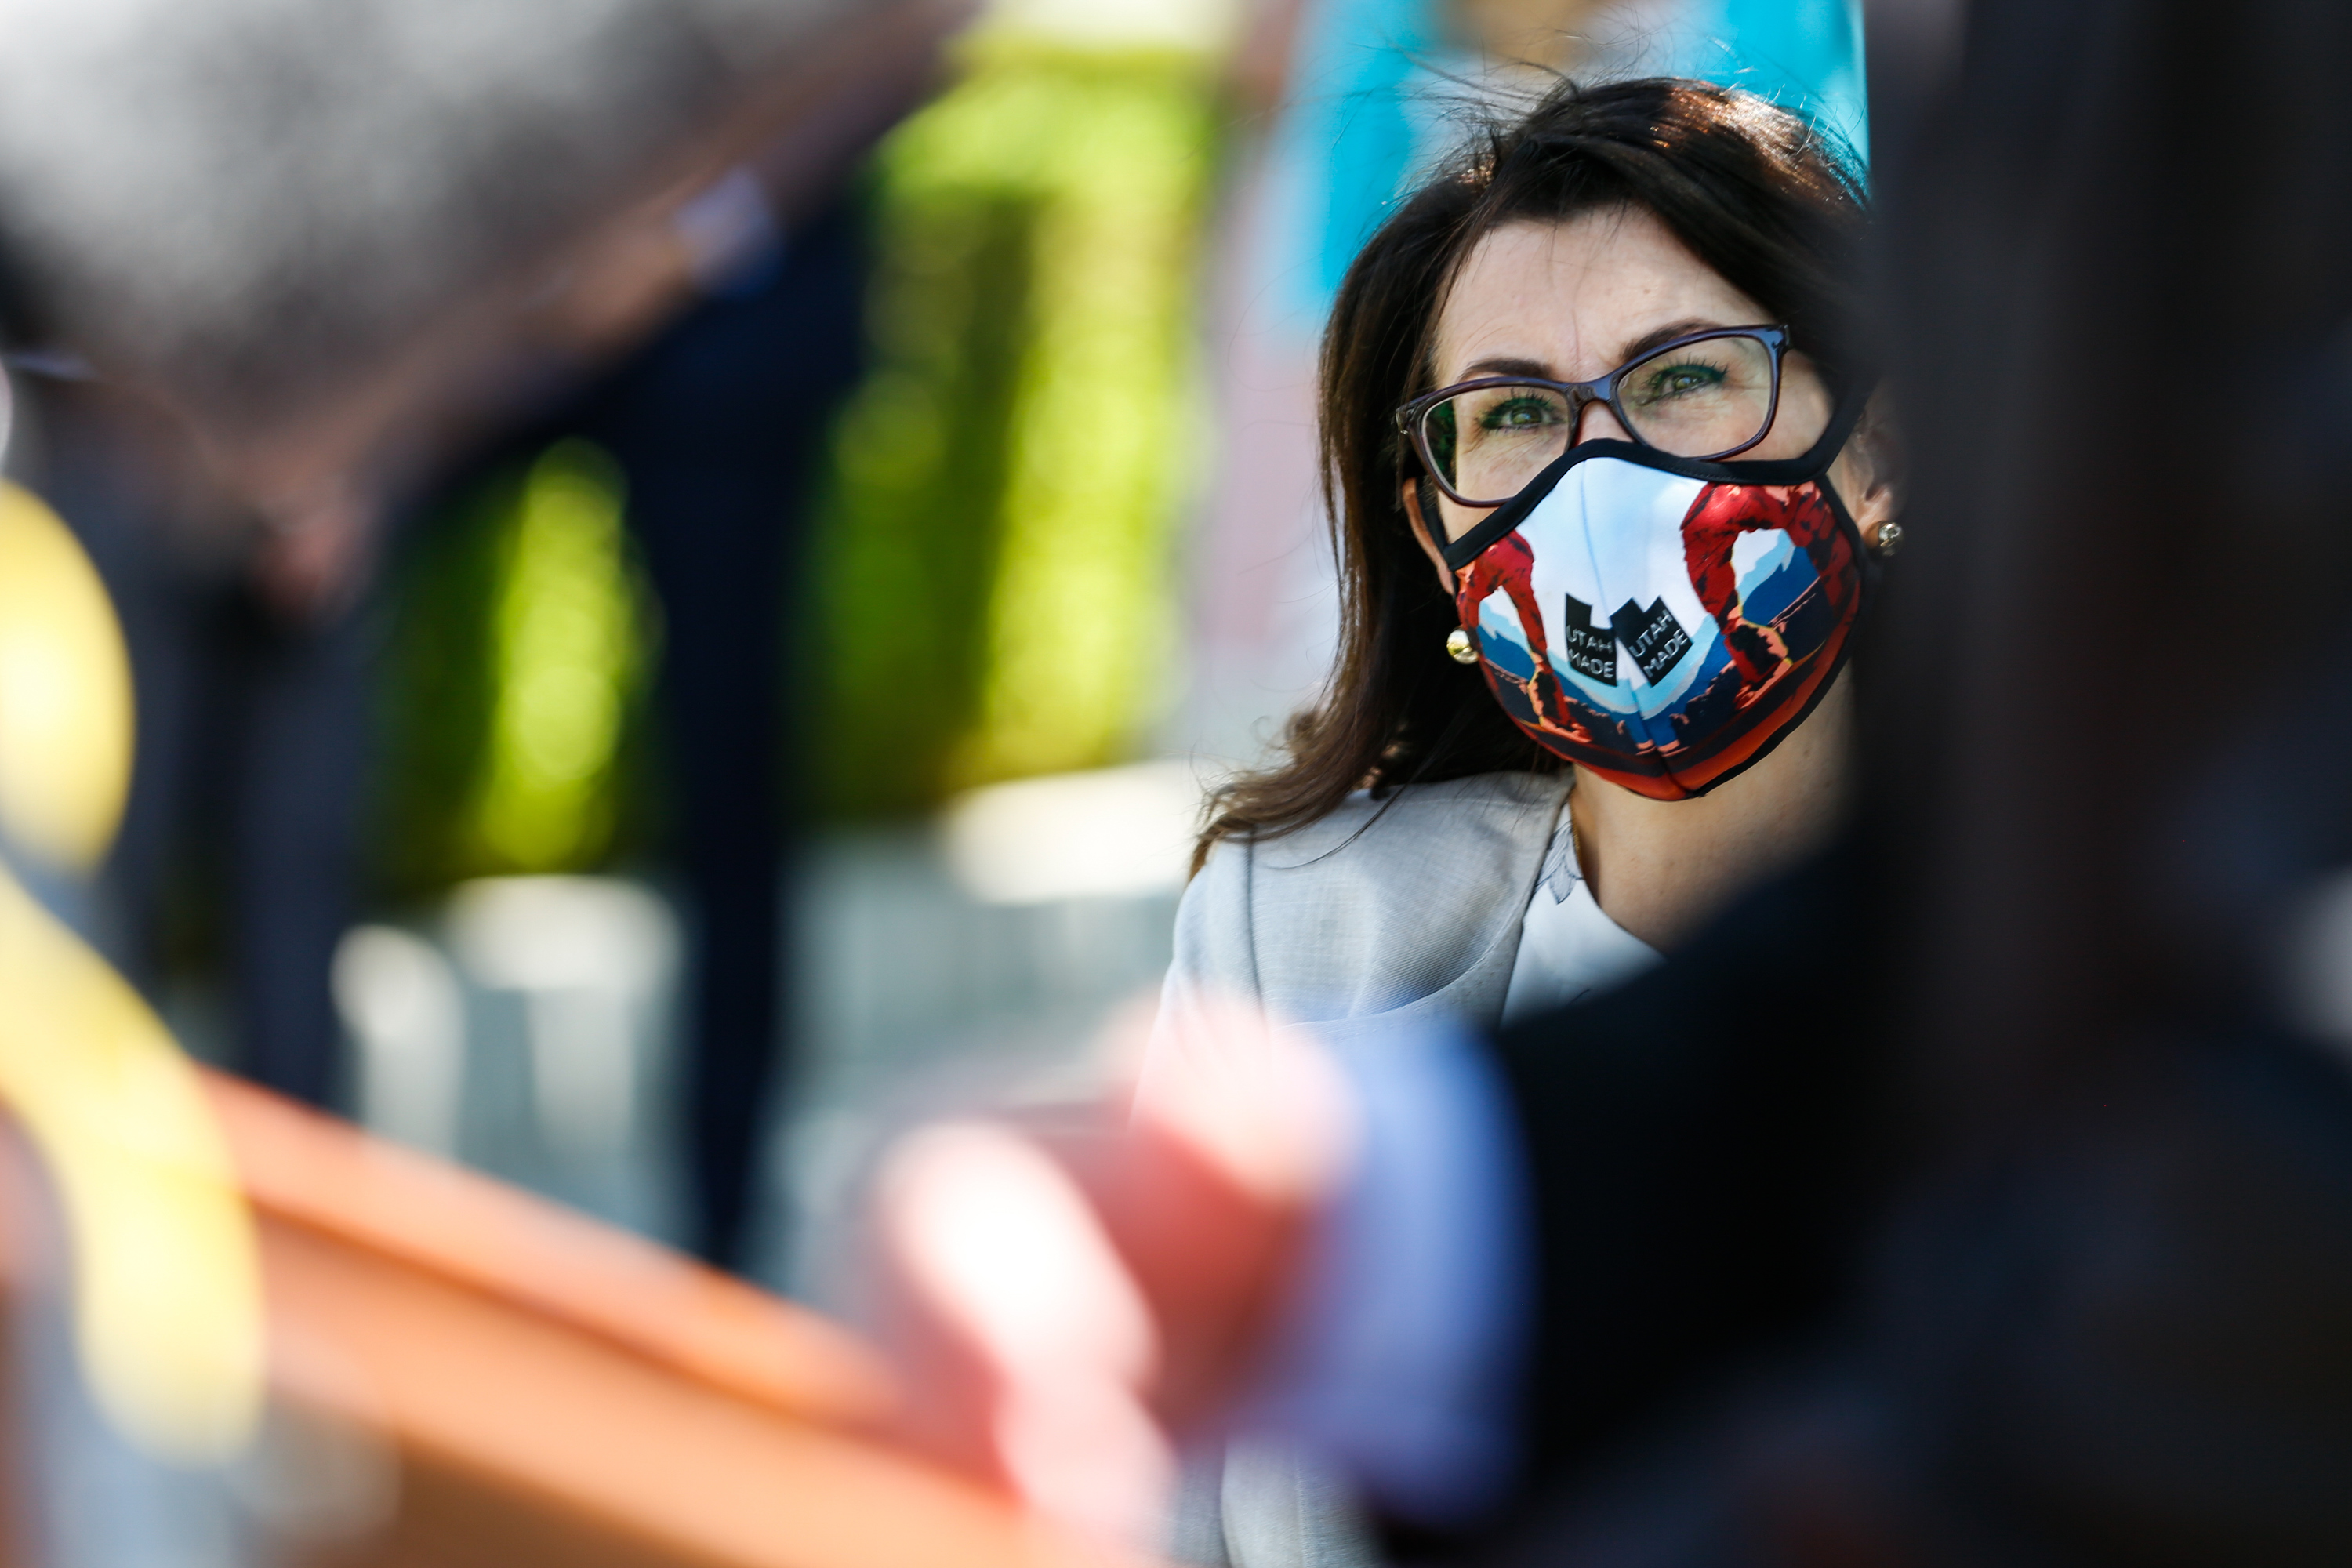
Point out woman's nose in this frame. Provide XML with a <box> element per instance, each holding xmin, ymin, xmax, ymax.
<box><xmin>1574</xmin><ymin>399</ymin><xmax>1632</xmax><ymax>445</ymax></box>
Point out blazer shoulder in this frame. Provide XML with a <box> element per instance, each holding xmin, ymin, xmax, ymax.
<box><xmin>1181</xmin><ymin>770</ymin><xmax>1568</xmax><ymax>1025</ymax></box>
<box><xmin>1250</xmin><ymin>769</ymin><xmax>1569</xmax><ymax>868</ymax></box>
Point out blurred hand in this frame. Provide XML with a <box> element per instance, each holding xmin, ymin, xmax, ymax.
<box><xmin>864</xmin><ymin>999</ymin><xmax>1356</xmax><ymax>1545</ymax></box>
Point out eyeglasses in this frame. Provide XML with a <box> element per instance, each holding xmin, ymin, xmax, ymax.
<box><xmin>1394</xmin><ymin>325</ymin><xmax>1792</xmax><ymax>508</ymax></box>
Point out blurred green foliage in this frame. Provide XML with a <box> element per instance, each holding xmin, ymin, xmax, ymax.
<box><xmin>808</xmin><ymin>38</ymin><xmax>1222</xmax><ymax>821</ymax></box>
<box><xmin>376</xmin><ymin>440</ymin><xmax>659</xmax><ymax>897</ymax></box>
<box><xmin>374</xmin><ymin>39</ymin><xmax>1225</xmax><ymax>877</ymax></box>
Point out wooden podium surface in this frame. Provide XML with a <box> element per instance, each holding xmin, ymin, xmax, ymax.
<box><xmin>199</xmin><ymin>1073</ymin><xmax>1127</xmax><ymax>1568</ymax></box>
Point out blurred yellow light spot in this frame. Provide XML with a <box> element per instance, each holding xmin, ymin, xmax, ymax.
<box><xmin>0</xmin><ymin>482</ymin><xmax>133</xmax><ymax>870</ymax></box>
<box><xmin>0</xmin><ymin>866</ymin><xmax>264</xmax><ymax>1462</ymax></box>
<box><xmin>0</xmin><ymin>479</ymin><xmax>260</xmax><ymax>1461</ymax></box>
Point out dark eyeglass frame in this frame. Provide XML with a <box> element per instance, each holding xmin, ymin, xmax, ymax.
<box><xmin>1392</xmin><ymin>324</ymin><xmax>1793</xmax><ymax>507</ymax></box>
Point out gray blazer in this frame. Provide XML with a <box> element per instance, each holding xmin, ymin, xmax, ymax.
<box><xmin>1153</xmin><ymin>770</ymin><xmax>1570</xmax><ymax>1568</ymax></box>
<box><xmin>1159</xmin><ymin>769</ymin><xmax>1571</xmax><ymax>1047</ymax></box>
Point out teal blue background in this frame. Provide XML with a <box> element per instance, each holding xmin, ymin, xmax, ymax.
<box><xmin>1255</xmin><ymin>0</ymin><xmax>1867</xmax><ymax>332</ymax></box>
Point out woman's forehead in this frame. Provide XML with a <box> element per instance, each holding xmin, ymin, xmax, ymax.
<box><xmin>1432</xmin><ymin>209</ymin><xmax>1767</xmax><ymax>381</ymax></box>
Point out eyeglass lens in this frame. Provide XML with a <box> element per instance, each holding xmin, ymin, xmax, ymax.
<box><xmin>1423</xmin><ymin>334</ymin><xmax>1779</xmax><ymax>504</ymax></box>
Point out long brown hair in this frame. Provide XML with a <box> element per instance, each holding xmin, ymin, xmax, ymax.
<box><xmin>1197</xmin><ymin>77</ymin><xmax>1868</xmax><ymax>869</ymax></box>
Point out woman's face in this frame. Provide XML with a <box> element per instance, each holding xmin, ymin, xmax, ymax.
<box><xmin>1403</xmin><ymin>205</ymin><xmax>1896</xmax><ymax>562</ymax></box>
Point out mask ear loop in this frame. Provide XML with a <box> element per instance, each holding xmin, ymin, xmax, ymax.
<box><xmin>1421</xmin><ymin>474</ymin><xmax>1487</xmax><ymax>663</ymax></box>
<box><xmin>1711</xmin><ymin>379</ymin><xmax>1880</xmax><ymax>486</ymax></box>
<box><xmin>1416</xmin><ymin>474</ymin><xmax>1445</xmax><ymax>567</ymax></box>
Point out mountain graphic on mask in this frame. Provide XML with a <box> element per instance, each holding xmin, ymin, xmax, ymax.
<box><xmin>1448</xmin><ymin>442</ymin><xmax>1870</xmax><ymax>801</ymax></box>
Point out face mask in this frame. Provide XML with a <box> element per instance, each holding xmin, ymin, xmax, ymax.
<box><xmin>1440</xmin><ymin>397</ymin><xmax>1873</xmax><ymax>800</ymax></box>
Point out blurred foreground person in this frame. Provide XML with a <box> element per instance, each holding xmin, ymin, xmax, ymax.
<box><xmin>557</xmin><ymin>187</ymin><xmax>867</xmax><ymax>1267</ymax></box>
<box><xmin>0</xmin><ymin>0</ymin><xmax>960</xmax><ymax>1126</ymax></box>
<box><xmin>857</xmin><ymin>0</ymin><xmax>2352</xmax><ymax>1561</ymax></box>
<box><xmin>23</xmin><ymin>375</ymin><xmax>373</xmax><ymax>1108</ymax></box>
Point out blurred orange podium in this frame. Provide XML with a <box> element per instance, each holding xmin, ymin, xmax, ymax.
<box><xmin>0</xmin><ymin>419</ymin><xmax>1123</xmax><ymax>1565</ymax></box>
<box><xmin>184</xmin><ymin>1071</ymin><xmax>1124</xmax><ymax>1568</ymax></box>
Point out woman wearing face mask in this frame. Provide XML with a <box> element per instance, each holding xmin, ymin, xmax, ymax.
<box><xmin>1154</xmin><ymin>76</ymin><xmax>1899</xmax><ymax>1568</ymax></box>
<box><xmin>1163</xmin><ymin>75</ymin><xmax>1896</xmax><ymax>1051</ymax></box>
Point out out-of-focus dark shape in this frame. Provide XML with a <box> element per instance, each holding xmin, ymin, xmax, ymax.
<box><xmin>372</xmin><ymin>176</ymin><xmax>873</xmax><ymax>1265</ymax></box>
<box><xmin>575</xmin><ymin>190</ymin><xmax>868</xmax><ymax>1267</ymax></box>
<box><xmin>1864</xmin><ymin>0</ymin><xmax>2352</xmax><ymax>1105</ymax></box>
<box><xmin>0</xmin><ymin>0</ymin><xmax>968</xmax><ymax>512</ymax></box>
<box><xmin>1857</xmin><ymin>0</ymin><xmax>1963</xmax><ymax>165</ymax></box>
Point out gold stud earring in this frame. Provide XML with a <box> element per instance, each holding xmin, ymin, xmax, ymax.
<box><xmin>1446</xmin><ymin>626</ymin><xmax>1478</xmax><ymax>664</ymax></box>
<box><xmin>1871</xmin><ymin>521</ymin><xmax>1905</xmax><ymax>558</ymax></box>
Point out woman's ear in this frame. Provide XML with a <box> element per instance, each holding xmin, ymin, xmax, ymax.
<box><xmin>1834</xmin><ymin>392</ymin><xmax>1904</xmax><ymax>549</ymax></box>
<box><xmin>1400</xmin><ymin>475</ymin><xmax>1459</xmax><ymax>595</ymax></box>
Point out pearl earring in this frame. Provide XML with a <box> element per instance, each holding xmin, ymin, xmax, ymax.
<box><xmin>1446</xmin><ymin>627</ymin><xmax>1478</xmax><ymax>664</ymax></box>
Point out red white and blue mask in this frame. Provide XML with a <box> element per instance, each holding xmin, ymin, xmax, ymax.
<box><xmin>1441</xmin><ymin>400</ymin><xmax>1872</xmax><ymax>800</ymax></box>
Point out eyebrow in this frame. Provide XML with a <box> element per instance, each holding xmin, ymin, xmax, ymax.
<box><xmin>1457</xmin><ymin>318</ymin><xmax>1745</xmax><ymax>383</ymax></box>
<box><xmin>1460</xmin><ymin>354</ymin><xmax>1555</xmax><ymax>378</ymax></box>
<box><xmin>1614</xmin><ymin>317</ymin><xmax>1742</xmax><ymax>365</ymax></box>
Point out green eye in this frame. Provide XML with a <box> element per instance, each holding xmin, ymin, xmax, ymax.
<box><xmin>1478</xmin><ymin>394</ymin><xmax>1563</xmax><ymax>430</ymax></box>
<box><xmin>1631</xmin><ymin>361</ymin><xmax>1729</xmax><ymax>403</ymax></box>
